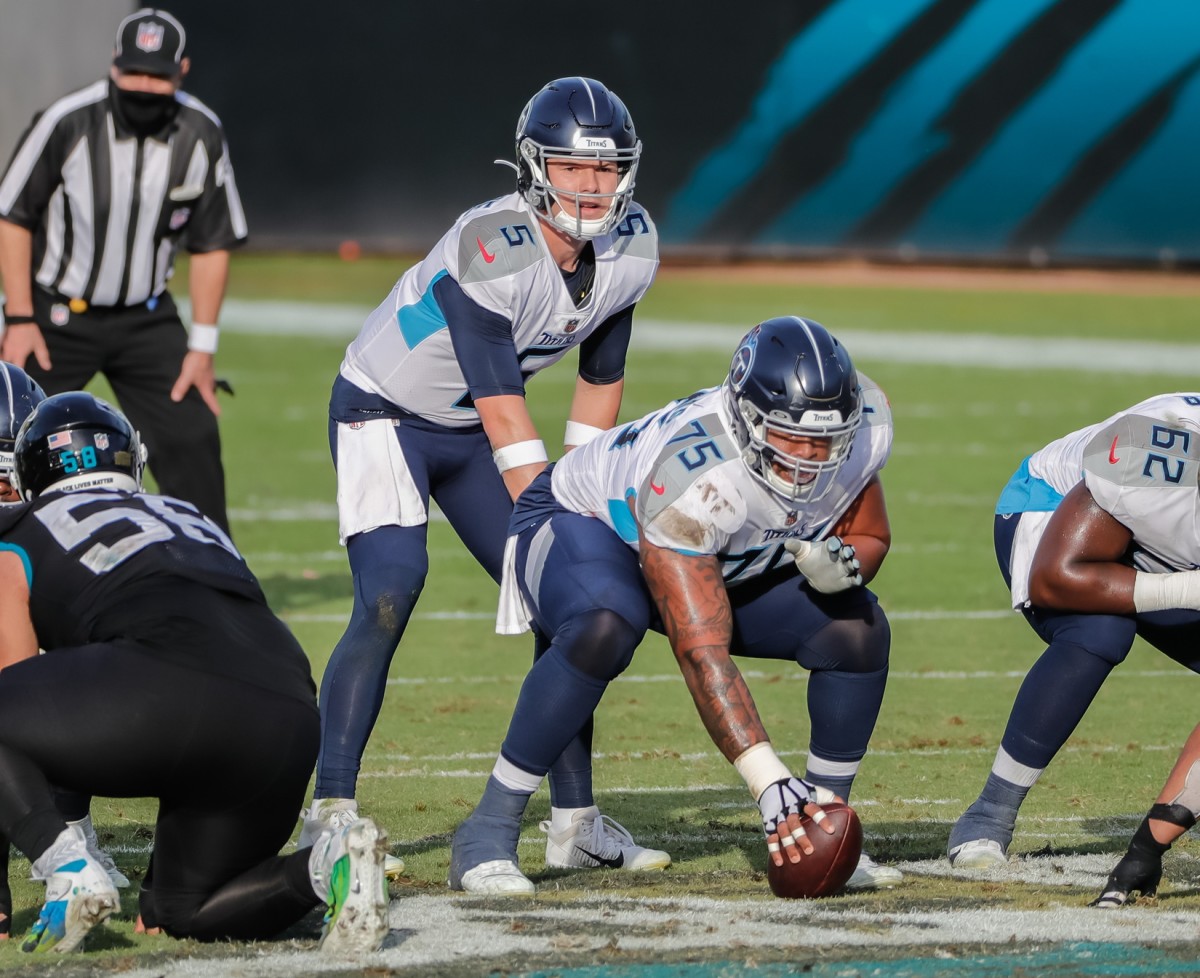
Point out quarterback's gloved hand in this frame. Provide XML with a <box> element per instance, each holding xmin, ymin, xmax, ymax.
<box><xmin>756</xmin><ymin>777</ymin><xmax>836</xmax><ymax>840</ymax></box>
<box><xmin>1091</xmin><ymin>815</ymin><xmax>1171</xmax><ymax>908</ymax></box>
<box><xmin>785</xmin><ymin>536</ymin><xmax>862</xmax><ymax>593</ymax></box>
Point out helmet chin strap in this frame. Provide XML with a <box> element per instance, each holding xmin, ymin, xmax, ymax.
<box><xmin>40</xmin><ymin>471</ymin><xmax>140</xmax><ymax>497</ymax></box>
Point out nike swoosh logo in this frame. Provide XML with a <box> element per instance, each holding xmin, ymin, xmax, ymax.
<box><xmin>575</xmin><ymin>846</ymin><xmax>624</xmax><ymax>868</ymax></box>
<box><xmin>650</xmin><ymin>480</ymin><xmax>666</xmax><ymax>495</ymax></box>
<box><xmin>476</xmin><ymin>237</ymin><xmax>496</xmax><ymax>263</ymax></box>
<box><xmin>1109</xmin><ymin>436</ymin><xmax>1120</xmax><ymax>464</ymax></box>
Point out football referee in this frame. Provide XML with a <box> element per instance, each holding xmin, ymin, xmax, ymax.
<box><xmin>0</xmin><ymin>7</ymin><xmax>246</xmax><ymax>533</ymax></box>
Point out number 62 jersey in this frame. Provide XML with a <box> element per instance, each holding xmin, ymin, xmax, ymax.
<box><xmin>999</xmin><ymin>392</ymin><xmax>1200</xmax><ymax>608</ymax></box>
<box><xmin>548</xmin><ymin>375</ymin><xmax>893</xmax><ymax>586</ymax></box>
<box><xmin>0</xmin><ymin>489</ymin><xmax>262</xmax><ymax>651</ymax></box>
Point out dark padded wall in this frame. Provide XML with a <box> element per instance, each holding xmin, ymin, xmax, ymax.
<box><xmin>165</xmin><ymin>0</ymin><xmax>1200</xmax><ymax>263</ymax></box>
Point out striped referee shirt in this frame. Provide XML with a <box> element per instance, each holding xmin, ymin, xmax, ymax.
<box><xmin>0</xmin><ymin>79</ymin><xmax>247</xmax><ymax>309</ymax></box>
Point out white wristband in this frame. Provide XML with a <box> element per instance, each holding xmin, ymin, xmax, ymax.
<box><xmin>564</xmin><ymin>421</ymin><xmax>606</xmax><ymax>448</ymax></box>
<box><xmin>492</xmin><ymin>439</ymin><xmax>548</xmax><ymax>474</ymax></box>
<box><xmin>733</xmin><ymin>741</ymin><xmax>792</xmax><ymax>801</ymax></box>
<box><xmin>1133</xmin><ymin>570</ymin><xmax>1200</xmax><ymax>613</ymax></box>
<box><xmin>188</xmin><ymin>323</ymin><xmax>219</xmax><ymax>354</ymax></box>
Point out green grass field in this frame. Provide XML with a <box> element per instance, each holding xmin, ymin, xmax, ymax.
<box><xmin>3</xmin><ymin>255</ymin><xmax>1200</xmax><ymax>973</ymax></box>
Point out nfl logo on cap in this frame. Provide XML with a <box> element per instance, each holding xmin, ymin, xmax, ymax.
<box><xmin>135</xmin><ymin>21</ymin><xmax>165</xmax><ymax>52</ymax></box>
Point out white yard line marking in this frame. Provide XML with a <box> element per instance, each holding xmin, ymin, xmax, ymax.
<box><xmin>207</xmin><ymin>299</ymin><xmax>1200</xmax><ymax>376</ymax></box>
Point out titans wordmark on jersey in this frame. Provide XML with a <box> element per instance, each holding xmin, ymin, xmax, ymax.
<box><xmin>338</xmin><ymin>192</ymin><xmax>658</xmax><ymax>427</ymax></box>
<box><xmin>550</xmin><ymin>376</ymin><xmax>893</xmax><ymax>585</ymax></box>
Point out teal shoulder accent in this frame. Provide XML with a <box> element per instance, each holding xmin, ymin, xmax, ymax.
<box><xmin>396</xmin><ymin>269</ymin><xmax>450</xmax><ymax>349</ymax></box>
<box><xmin>607</xmin><ymin>496</ymin><xmax>639</xmax><ymax>544</ymax></box>
<box><xmin>995</xmin><ymin>456</ymin><xmax>1064</xmax><ymax>514</ymax></box>
<box><xmin>458</xmin><ymin>211</ymin><xmax>542</xmax><ymax>284</ymax></box>
<box><xmin>0</xmin><ymin>542</ymin><xmax>32</xmax><ymax>588</ymax></box>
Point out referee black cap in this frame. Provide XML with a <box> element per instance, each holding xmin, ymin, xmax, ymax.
<box><xmin>113</xmin><ymin>8</ymin><xmax>187</xmax><ymax>77</ymax></box>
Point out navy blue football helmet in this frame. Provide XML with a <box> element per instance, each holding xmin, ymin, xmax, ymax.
<box><xmin>0</xmin><ymin>363</ymin><xmax>46</xmax><ymax>481</ymax></box>
<box><xmin>13</xmin><ymin>391</ymin><xmax>146</xmax><ymax>500</ymax></box>
<box><xmin>515</xmin><ymin>76</ymin><xmax>640</xmax><ymax>239</ymax></box>
<box><xmin>725</xmin><ymin>317</ymin><xmax>862</xmax><ymax>501</ymax></box>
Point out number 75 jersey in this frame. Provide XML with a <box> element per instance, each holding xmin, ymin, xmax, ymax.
<box><xmin>549</xmin><ymin>377</ymin><xmax>893</xmax><ymax>585</ymax></box>
<box><xmin>0</xmin><ymin>489</ymin><xmax>262</xmax><ymax>650</ymax></box>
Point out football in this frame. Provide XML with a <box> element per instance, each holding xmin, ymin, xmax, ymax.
<box><xmin>766</xmin><ymin>801</ymin><xmax>863</xmax><ymax>898</ymax></box>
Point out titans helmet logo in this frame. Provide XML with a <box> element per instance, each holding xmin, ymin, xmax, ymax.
<box><xmin>729</xmin><ymin>326</ymin><xmax>760</xmax><ymax>392</ymax></box>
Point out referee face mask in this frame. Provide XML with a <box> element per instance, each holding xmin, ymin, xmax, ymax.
<box><xmin>108</xmin><ymin>73</ymin><xmax>182</xmax><ymax>138</ymax></box>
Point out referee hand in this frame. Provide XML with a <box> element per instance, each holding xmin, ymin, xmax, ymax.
<box><xmin>172</xmin><ymin>351</ymin><xmax>221</xmax><ymax>416</ymax></box>
<box><xmin>1</xmin><ymin>323</ymin><xmax>52</xmax><ymax>372</ymax></box>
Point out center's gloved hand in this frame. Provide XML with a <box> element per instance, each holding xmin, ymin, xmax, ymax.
<box><xmin>785</xmin><ymin>536</ymin><xmax>862</xmax><ymax>593</ymax></box>
<box><xmin>1091</xmin><ymin>815</ymin><xmax>1171</xmax><ymax>908</ymax></box>
<box><xmin>756</xmin><ymin>777</ymin><xmax>836</xmax><ymax>837</ymax></box>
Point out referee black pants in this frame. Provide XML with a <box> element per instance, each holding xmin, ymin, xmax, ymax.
<box><xmin>30</xmin><ymin>289</ymin><xmax>229</xmax><ymax>533</ymax></box>
<box><xmin>0</xmin><ymin>643</ymin><xmax>321</xmax><ymax>941</ymax></box>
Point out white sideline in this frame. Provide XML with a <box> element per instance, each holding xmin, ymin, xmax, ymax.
<box><xmin>199</xmin><ymin>298</ymin><xmax>1200</xmax><ymax>376</ymax></box>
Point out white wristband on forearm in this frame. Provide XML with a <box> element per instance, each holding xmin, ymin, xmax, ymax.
<box><xmin>188</xmin><ymin>323</ymin><xmax>219</xmax><ymax>354</ymax></box>
<box><xmin>564</xmin><ymin>420</ymin><xmax>606</xmax><ymax>448</ymax></box>
<box><xmin>1133</xmin><ymin>570</ymin><xmax>1200</xmax><ymax>613</ymax></box>
<box><xmin>733</xmin><ymin>741</ymin><xmax>792</xmax><ymax>801</ymax></box>
<box><xmin>492</xmin><ymin>439</ymin><xmax>548</xmax><ymax>474</ymax></box>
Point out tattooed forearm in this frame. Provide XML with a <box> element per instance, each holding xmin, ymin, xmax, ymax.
<box><xmin>677</xmin><ymin>646</ymin><xmax>768</xmax><ymax>759</ymax></box>
<box><xmin>640</xmin><ymin>540</ymin><xmax>769</xmax><ymax>761</ymax></box>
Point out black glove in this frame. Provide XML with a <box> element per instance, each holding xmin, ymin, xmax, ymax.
<box><xmin>1091</xmin><ymin>809</ymin><xmax>1179</xmax><ymax>908</ymax></box>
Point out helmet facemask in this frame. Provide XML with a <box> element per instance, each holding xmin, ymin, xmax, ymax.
<box><xmin>513</xmin><ymin>77</ymin><xmax>641</xmax><ymax>240</ymax></box>
<box><xmin>518</xmin><ymin>138</ymin><xmax>640</xmax><ymax>239</ymax></box>
<box><xmin>729</xmin><ymin>386</ymin><xmax>862</xmax><ymax>502</ymax></box>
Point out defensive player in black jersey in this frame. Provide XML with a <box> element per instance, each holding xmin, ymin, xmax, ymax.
<box><xmin>0</xmin><ymin>392</ymin><xmax>389</xmax><ymax>954</ymax></box>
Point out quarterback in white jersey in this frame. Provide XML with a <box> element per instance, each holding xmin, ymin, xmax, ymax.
<box><xmin>950</xmin><ymin>393</ymin><xmax>1200</xmax><ymax>872</ymax></box>
<box><xmin>340</xmin><ymin>190</ymin><xmax>655</xmax><ymax>430</ymax></box>
<box><xmin>451</xmin><ymin>317</ymin><xmax>904</xmax><ymax>896</ymax></box>
<box><xmin>307</xmin><ymin>78</ymin><xmax>664</xmax><ymax>874</ymax></box>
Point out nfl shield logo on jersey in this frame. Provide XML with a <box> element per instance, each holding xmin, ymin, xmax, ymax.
<box><xmin>136</xmin><ymin>21</ymin><xmax>165</xmax><ymax>52</ymax></box>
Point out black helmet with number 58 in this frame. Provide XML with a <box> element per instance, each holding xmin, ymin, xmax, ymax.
<box><xmin>514</xmin><ymin>76</ymin><xmax>640</xmax><ymax>239</ymax></box>
<box><xmin>13</xmin><ymin>391</ymin><xmax>146</xmax><ymax>500</ymax></box>
<box><xmin>724</xmin><ymin>316</ymin><xmax>862</xmax><ymax>502</ymax></box>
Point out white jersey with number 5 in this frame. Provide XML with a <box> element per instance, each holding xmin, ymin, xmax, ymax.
<box><xmin>1000</xmin><ymin>392</ymin><xmax>1200</xmax><ymax>608</ymax></box>
<box><xmin>337</xmin><ymin>192</ymin><xmax>658</xmax><ymax>427</ymax></box>
<box><xmin>550</xmin><ymin>377</ymin><xmax>893</xmax><ymax>585</ymax></box>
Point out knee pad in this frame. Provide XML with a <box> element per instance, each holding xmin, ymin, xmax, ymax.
<box><xmin>1166</xmin><ymin>760</ymin><xmax>1200</xmax><ymax>823</ymax></box>
<box><xmin>351</xmin><ymin>560</ymin><xmax>427</xmax><ymax>638</ymax></box>
<box><xmin>556</xmin><ymin>609</ymin><xmax>641</xmax><ymax>681</ymax></box>
<box><xmin>802</xmin><ymin>612</ymin><xmax>890</xmax><ymax>673</ymax></box>
<box><xmin>1041</xmin><ymin>614</ymin><xmax>1136</xmax><ymax>667</ymax></box>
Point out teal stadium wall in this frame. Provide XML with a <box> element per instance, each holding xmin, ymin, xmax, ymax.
<box><xmin>164</xmin><ymin>0</ymin><xmax>1200</xmax><ymax>265</ymax></box>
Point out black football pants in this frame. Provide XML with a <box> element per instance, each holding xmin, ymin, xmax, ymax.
<box><xmin>0</xmin><ymin>643</ymin><xmax>321</xmax><ymax>941</ymax></box>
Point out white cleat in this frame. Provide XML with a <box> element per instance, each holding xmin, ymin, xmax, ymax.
<box><xmin>844</xmin><ymin>852</ymin><xmax>904</xmax><ymax>891</ymax></box>
<box><xmin>948</xmin><ymin>838</ymin><xmax>1008</xmax><ymax>870</ymax></box>
<box><xmin>456</xmin><ymin>860</ymin><xmax>535</xmax><ymax>896</ymax></box>
<box><xmin>299</xmin><ymin>798</ymin><xmax>405</xmax><ymax>880</ymax></box>
<box><xmin>312</xmin><ymin>818</ymin><xmax>390</xmax><ymax>955</ymax></box>
<box><xmin>68</xmin><ymin>815</ymin><xmax>130</xmax><ymax>889</ymax></box>
<box><xmin>22</xmin><ymin>825</ymin><xmax>120</xmax><ymax>953</ymax></box>
<box><xmin>541</xmin><ymin>807</ymin><xmax>671</xmax><ymax>871</ymax></box>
